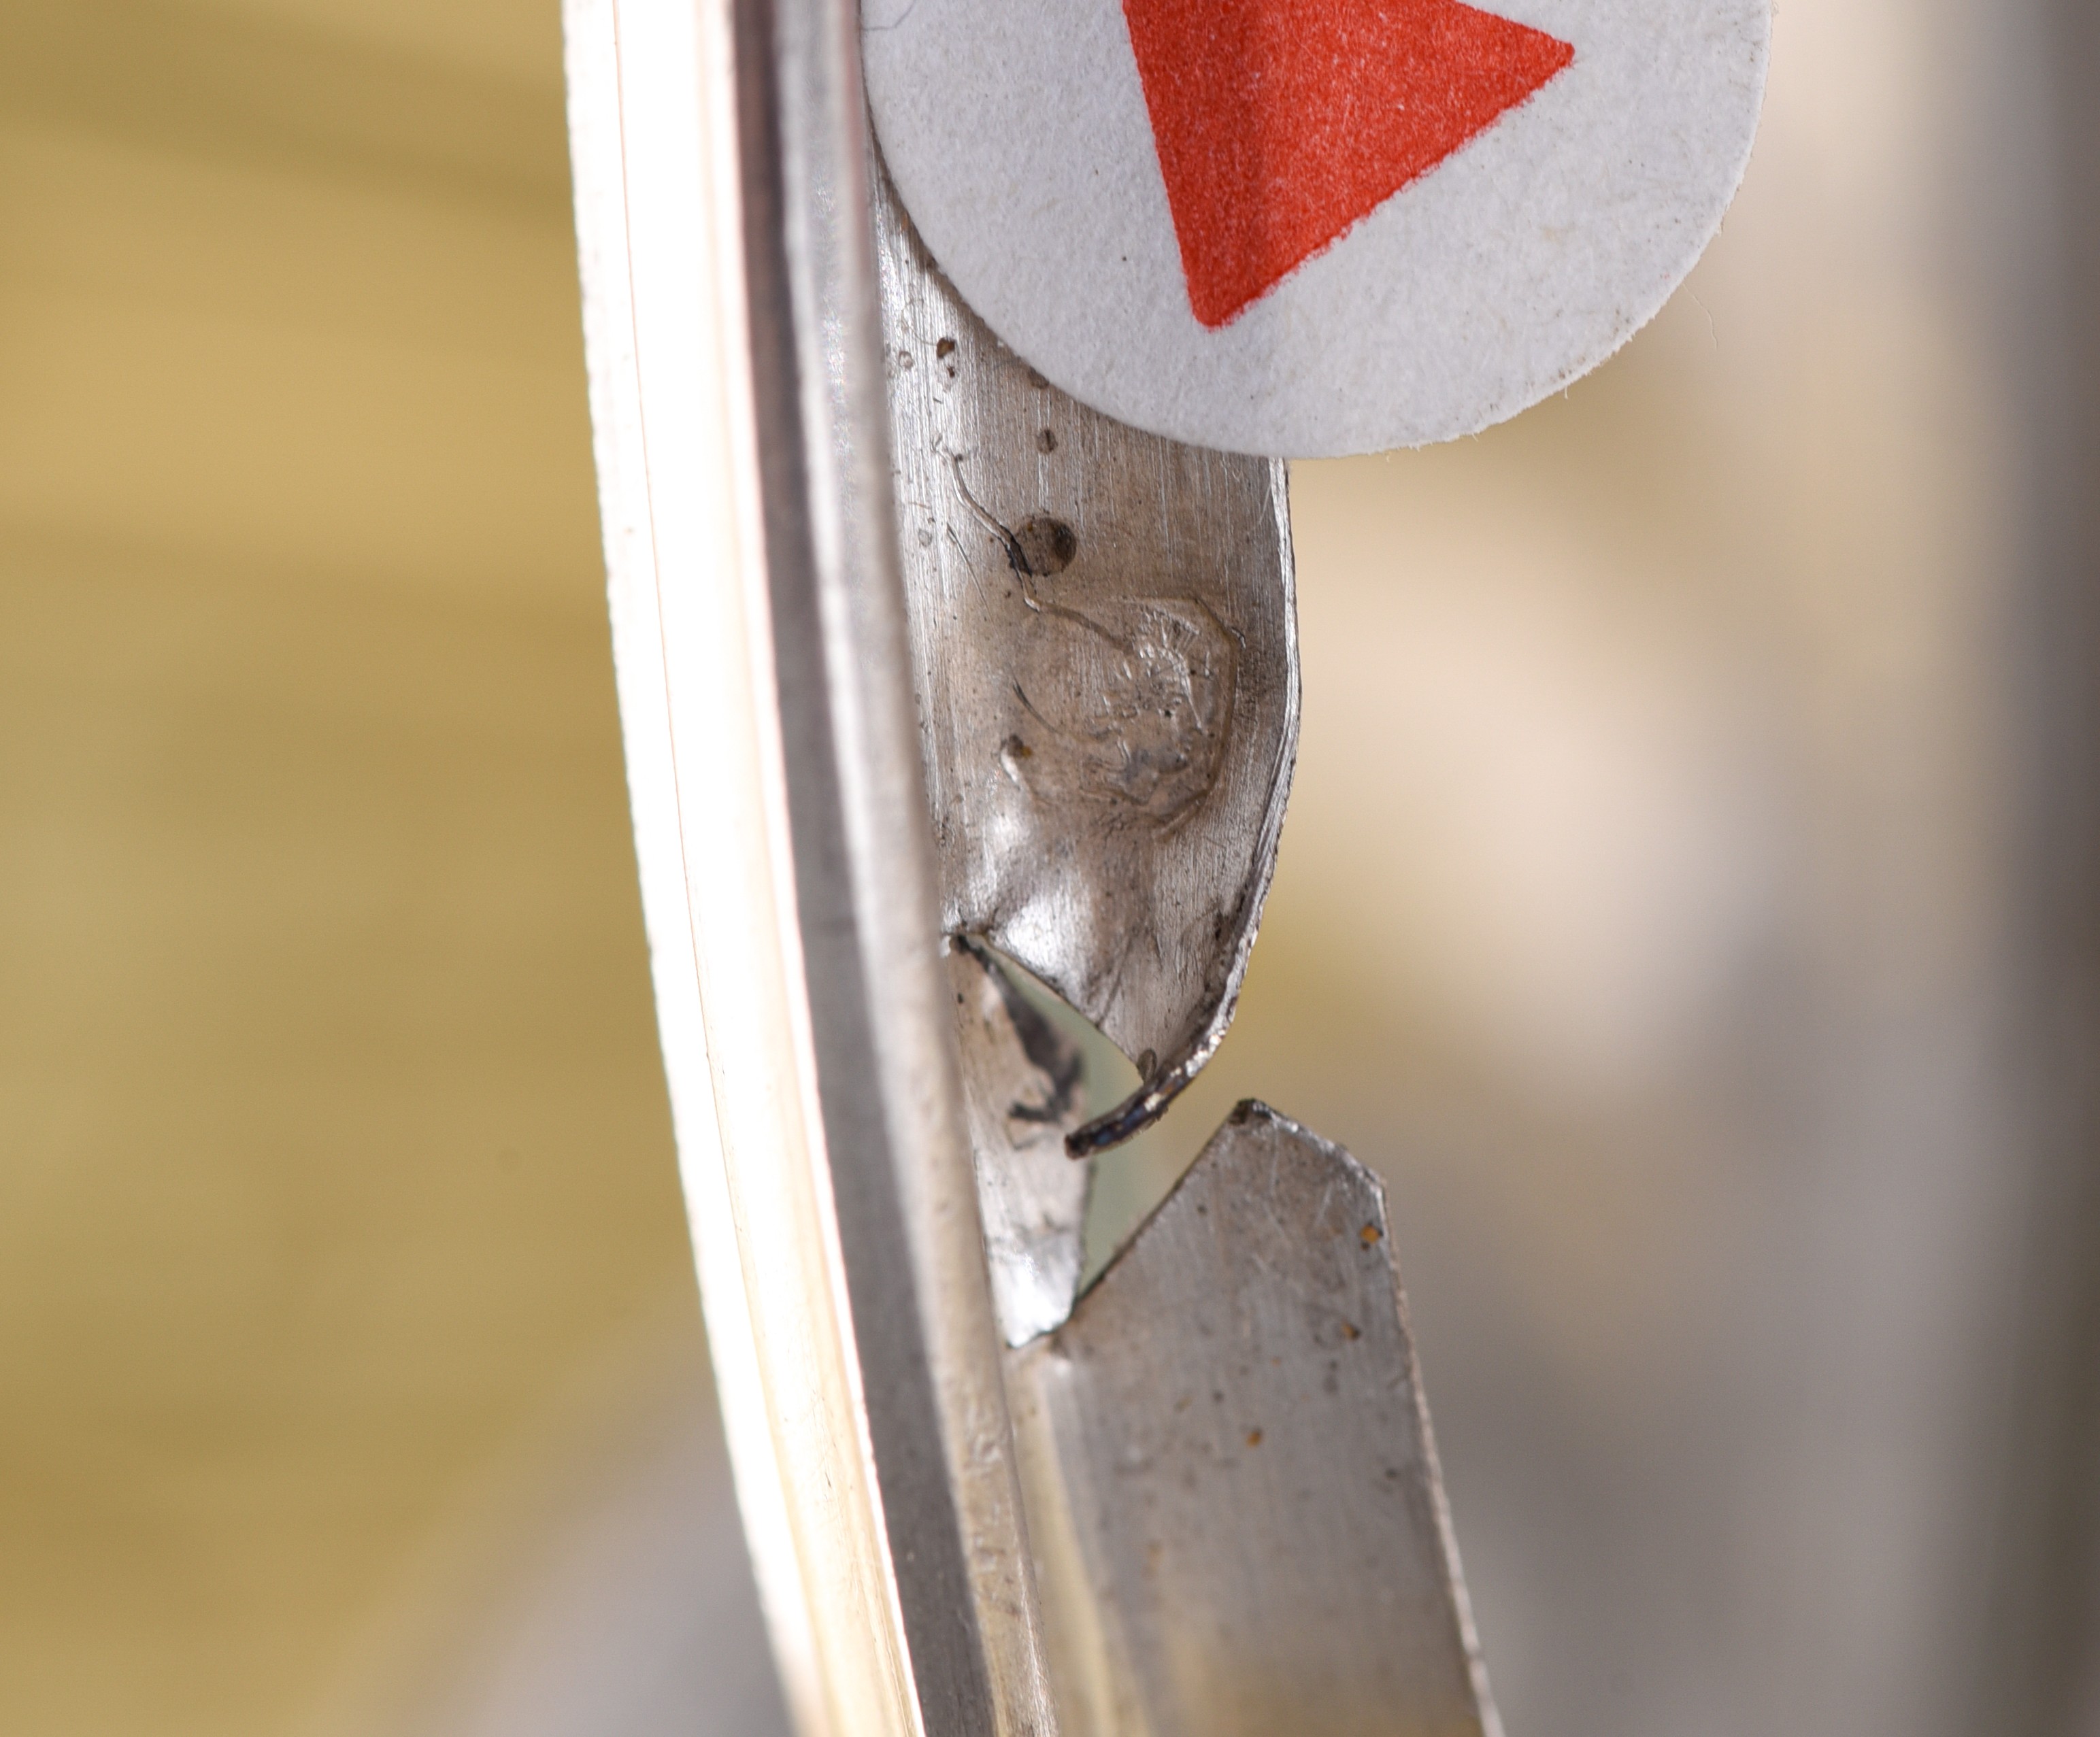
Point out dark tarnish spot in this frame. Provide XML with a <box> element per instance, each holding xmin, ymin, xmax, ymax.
<box><xmin>1359</xmin><ymin>1223</ymin><xmax>1382</xmax><ymax>1247</ymax></box>
<box><xmin>1014</xmin><ymin>514</ymin><xmax>1077</xmax><ymax>576</ymax></box>
<box><xmin>1037</xmin><ymin>428</ymin><xmax>1058</xmax><ymax>453</ymax></box>
<box><xmin>935</xmin><ymin>335</ymin><xmax>957</xmax><ymax>358</ymax></box>
<box><xmin>1027</xmin><ymin>367</ymin><xmax>1050</xmax><ymax>388</ymax></box>
<box><xmin>1245</xmin><ymin>1428</ymin><xmax>1264</xmax><ymax>1448</ymax></box>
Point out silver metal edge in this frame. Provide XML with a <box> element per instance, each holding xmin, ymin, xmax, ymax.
<box><xmin>730</xmin><ymin>0</ymin><xmax>1060</xmax><ymax>1731</ymax></box>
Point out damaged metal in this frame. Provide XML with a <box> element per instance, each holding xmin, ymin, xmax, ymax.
<box><xmin>871</xmin><ymin>163</ymin><xmax>1300</xmax><ymax>1155</ymax></box>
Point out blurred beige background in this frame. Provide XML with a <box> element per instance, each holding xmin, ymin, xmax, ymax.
<box><xmin>3</xmin><ymin>2</ymin><xmax>2097</xmax><ymax>1736</ymax></box>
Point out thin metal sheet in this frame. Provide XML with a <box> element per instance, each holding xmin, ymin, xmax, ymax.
<box><xmin>873</xmin><ymin>168</ymin><xmax>1299</xmax><ymax>1153</ymax></box>
<box><xmin>1009</xmin><ymin>1104</ymin><xmax>1499</xmax><ymax>1737</ymax></box>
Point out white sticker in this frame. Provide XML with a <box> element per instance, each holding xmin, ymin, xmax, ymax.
<box><xmin>863</xmin><ymin>0</ymin><xmax>1769</xmax><ymax>457</ymax></box>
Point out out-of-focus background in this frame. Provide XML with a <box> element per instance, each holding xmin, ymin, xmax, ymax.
<box><xmin>3</xmin><ymin>1</ymin><xmax>2097</xmax><ymax>1735</ymax></box>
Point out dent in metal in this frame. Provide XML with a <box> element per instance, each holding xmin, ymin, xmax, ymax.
<box><xmin>1007</xmin><ymin>1103</ymin><xmax>1499</xmax><ymax>1737</ymax></box>
<box><xmin>871</xmin><ymin>163</ymin><xmax>1299</xmax><ymax>1154</ymax></box>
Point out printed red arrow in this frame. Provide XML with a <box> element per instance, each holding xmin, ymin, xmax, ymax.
<box><xmin>1122</xmin><ymin>0</ymin><xmax>1575</xmax><ymax>328</ymax></box>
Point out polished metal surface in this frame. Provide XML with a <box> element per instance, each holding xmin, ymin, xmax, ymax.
<box><xmin>871</xmin><ymin>172</ymin><xmax>1300</xmax><ymax>1154</ymax></box>
<box><xmin>1009</xmin><ymin>1105</ymin><xmax>1499</xmax><ymax>1737</ymax></box>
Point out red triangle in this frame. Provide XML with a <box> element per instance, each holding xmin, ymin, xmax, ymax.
<box><xmin>1121</xmin><ymin>0</ymin><xmax>1575</xmax><ymax>328</ymax></box>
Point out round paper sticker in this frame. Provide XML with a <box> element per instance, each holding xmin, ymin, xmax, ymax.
<box><xmin>862</xmin><ymin>0</ymin><xmax>1769</xmax><ymax>457</ymax></box>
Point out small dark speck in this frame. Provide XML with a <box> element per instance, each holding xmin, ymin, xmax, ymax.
<box><xmin>1384</xmin><ymin>1467</ymin><xmax>1401</xmax><ymax>1481</ymax></box>
<box><xmin>1359</xmin><ymin>1223</ymin><xmax>1382</xmax><ymax>1246</ymax></box>
<box><xmin>1027</xmin><ymin>367</ymin><xmax>1050</xmax><ymax>388</ymax></box>
<box><xmin>1245</xmin><ymin>1429</ymin><xmax>1263</xmax><ymax>1448</ymax></box>
<box><xmin>1036</xmin><ymin>428</ymin><xmax>1057</xmax><ymax>453</ymax></box>
<box><xmin>1341</xmin><ymin>1321</ymin><xmax>1361</xmax><ymax>1341</ymax></box>
<box><xmin>896</xmin><ymin>348</ymin><xmax>914</xmax><ymax>370</ymax></box>
<box><xmin>1211</xmin><ymin>1389</ymin><xmax>1224</xmax><ymax>1404</ymax></box>
<box><xmin>999</xmin><ymin>735</ymin><xmax>1033</xmax><ymax>786</ymax></box>
<box><xmin>935</xmin><ymin>336</ymin><xmax>956</xmax><ymax>358</ymax></box>
<box><xmin>1013</xmin><ymin>513</ymin><xmax>1077</xmax><ymax>576</ymax></box>
<box><xmin>1195</xmin><ymin>1202</ymin><xmax>1207</xmax><ymax>1215</ymax></box>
